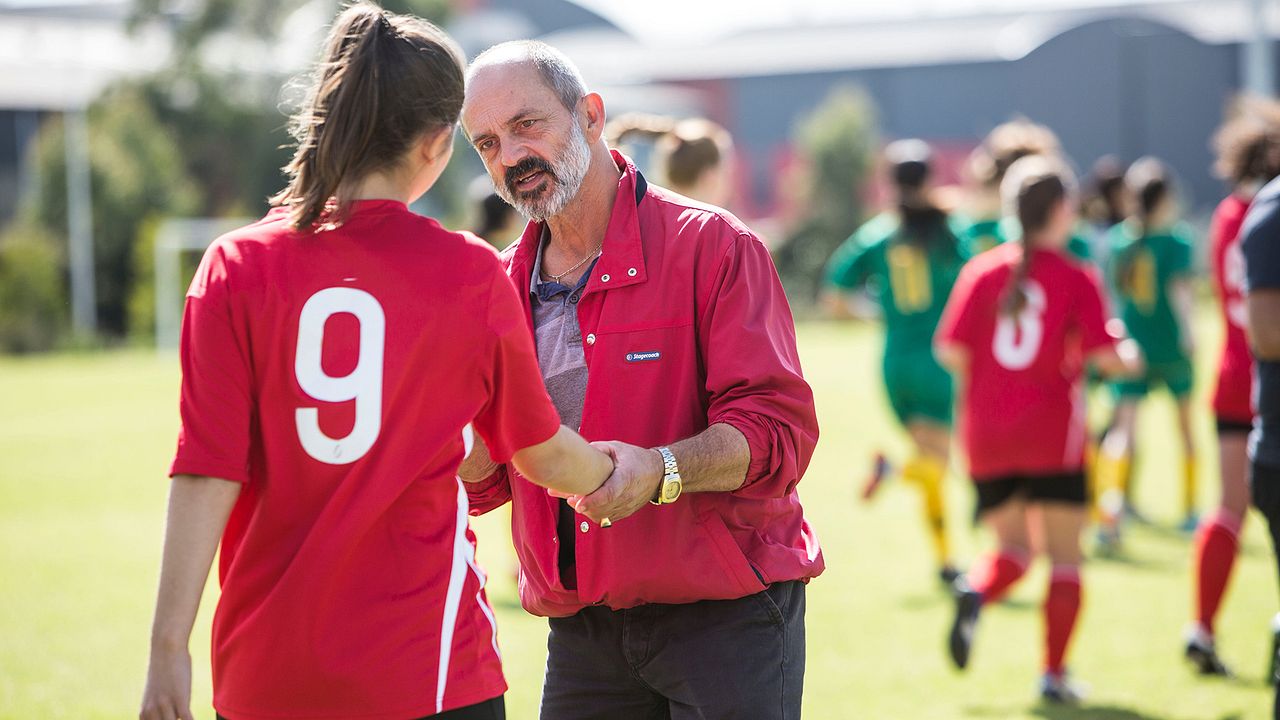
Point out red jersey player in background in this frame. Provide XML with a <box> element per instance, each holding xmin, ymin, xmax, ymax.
<box><xmin>1184</xmin><ymin>97</ymin><xmax>1280</xmax><ymax>677</ymax></box>
<box><xmin>138</xmin><ymin>6</ymin><xmax>613</xmax><ymax>720</ymax></box>
<box><xmin>937</xmin><ymin>156</ymin><xmax>1141</xmax><ymax>703</ymax></box>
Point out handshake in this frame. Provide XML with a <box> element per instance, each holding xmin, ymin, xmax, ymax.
<box><xmin>461</xmin><ymin>434</ymin><xmax>669</xmax><ymax>528</ymax></box>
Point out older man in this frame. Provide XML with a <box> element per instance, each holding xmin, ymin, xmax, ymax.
<box><xmin>458</xmin><ymin>41</ymin><xmax>822</xmax><ymax>719</ymax></box>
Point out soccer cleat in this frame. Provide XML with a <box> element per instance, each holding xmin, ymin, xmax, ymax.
<box><xmin>1178</xmin><ymin>512</ymin><xmax>1200</xmax><ymax>534</ymax></box>
<box><xmin>1185</xmin><ymin>631</ymin><xmax>1232</xmax><ymax>677</ymax></box>
<box><xmin>948</xmin><ymin>579</ymin><xmax>982</xmax><ymax>670</ymax></box>
<box><xmin>1039</xmin><ymin>672</ymin><xmax>1087</xmax><ymax>704</ymax></box>
<box><xmin>861</xmin><ymin>452</ymin><xmax>891</xmax><ymax>501</ymax></box>
<box><xmin>1094</xmin><ymin>524</ymin><xmax>1122</xmax><ymax>556</ymax></box>
<box><xmin>939</xmin><ymin>565</ymin><xmax>961</xmax><ymax>587</ymax></box>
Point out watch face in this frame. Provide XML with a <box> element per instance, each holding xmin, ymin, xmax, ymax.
<box><xmin>662</xmin><ymin>479</ymin><xmax>682</xmax><ymax>502</ymax></box>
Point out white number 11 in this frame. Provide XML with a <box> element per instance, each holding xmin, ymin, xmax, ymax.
<box><xmin>294</xmin><ymin>287</ymin><xmax>385</xmax><ymax>465</ymax></box>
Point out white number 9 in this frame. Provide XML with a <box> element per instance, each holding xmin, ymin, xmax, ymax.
<box><xmin>295</xmin><ymin>287</ymin><xmax>385</xmax><ymax>464</ymax></box>
<box><xmin>993</xmin><ymin>280</ymin><xmax>1047</xmax><ymax>371</ymax></box>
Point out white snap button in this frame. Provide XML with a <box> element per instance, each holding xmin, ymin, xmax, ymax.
<box><xmin>627</xmin><ymin>268</ymin><xmax>637</xmax><ymax>277</ymax></box>
<box><xmin>580</xmin><ymin>521</ymin><xmax>590</xmax><ymax>533</ymax></box>
<box><xmin>601</xmin><ymin>274</ymin><xmax>611</xmax><ymax>282</ymax></box>
<box><xmin>586</xmin><ymin>333</ymin><xmax>596</xmax><ymax>345</ymax></box>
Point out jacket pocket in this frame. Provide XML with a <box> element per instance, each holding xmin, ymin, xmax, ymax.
<box><xmin>697</xmin><ymin>510</ymin><xmax>768</xmax><ymax>598</ymax></box>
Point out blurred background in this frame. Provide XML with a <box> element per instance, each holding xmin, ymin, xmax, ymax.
<box><xmin>1</xmin><ymin>0</ymin><xmax>1277</xmax><ymax>351</ymax></box>
<box><xmin>4</xmin><ymin>1</ymin><xmax>1280</xmax><ymax>718</ymax></box>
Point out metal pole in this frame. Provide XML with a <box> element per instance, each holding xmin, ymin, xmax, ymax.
<box><xmin>155</xmin><ymin>229</ymin><xmax>179</xmax><ymax>351</ymax></box>
<box><xmin>1244</xmin><ymin>0</ymin><xmax>1276</xmax><ymax>96</ymax></box>
<box><xmin>64</xmin><ymin>109</ymin><xmax>96</xmax><ymax>336</ymax></box>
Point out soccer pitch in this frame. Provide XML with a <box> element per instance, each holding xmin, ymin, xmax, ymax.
<box><xmin>1</xmin><ymin>320</ymin><xmax>1274</xmax><ymax>719</ymax></box>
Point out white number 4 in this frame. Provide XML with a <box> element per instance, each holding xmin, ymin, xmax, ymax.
<box><xmin>294</xmin><ymin>287</ymin><xmax>385</xmax><ymax>465</ymax></box>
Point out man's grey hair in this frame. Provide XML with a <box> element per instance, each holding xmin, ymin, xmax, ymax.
<box><xmin>468</xmin><ymin>40</ymin><xmax>588</xmax><ymax>112</ymax></box>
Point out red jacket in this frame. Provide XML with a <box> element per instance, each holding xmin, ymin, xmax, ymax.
<box><xmin>467</xmin><ymin>152</ymin><xmax>823</xmax><ymax>616</ymax></box>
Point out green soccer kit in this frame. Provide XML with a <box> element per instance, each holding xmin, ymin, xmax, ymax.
<box><xmin>826</xmin><ymin>214</ymin><xmax>968</xmax><ymax>425</ymax></box>
<box><xmin>1107</xmin><ymin>222</ymin><xmax>1195</xmax><ymax>398</ymax></box>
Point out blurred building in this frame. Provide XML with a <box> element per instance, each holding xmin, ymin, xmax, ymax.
<box><xmin>528</xmin><ymin>0</ymin><xmax>1280</xmax><ymax>219</ymax></box>
<box><xmin>2</xmin><ymin>0</ymin><xmax>1277</xmax><ymax>226</ymax></box>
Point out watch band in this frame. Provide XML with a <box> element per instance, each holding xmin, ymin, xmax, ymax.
<box><xmin>658</xmin><ymin>446</ymin><xmax>679</xmax><ymax>477</ymax></box>
<box><xmin>652</xmin><ymin>446</ymin><xmax>683</xmax><ymax>505</ymax></box>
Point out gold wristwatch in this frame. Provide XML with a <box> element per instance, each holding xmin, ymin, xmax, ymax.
<box><xmin>651</xmin><ymin>446</ymin><xmax>683</xmax><ymax>505</ymax></box>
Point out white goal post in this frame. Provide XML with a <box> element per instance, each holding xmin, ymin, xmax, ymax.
<box><xmin>154</xmin><ymin>217</ymin><xmax>252</xmax><ymax>351</ymax></box>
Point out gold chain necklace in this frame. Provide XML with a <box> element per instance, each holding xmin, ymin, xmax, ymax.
<box><xmin>545</xmin><ymin>244</ymin><xmax>602</xmax><ymax>283</ymax></box>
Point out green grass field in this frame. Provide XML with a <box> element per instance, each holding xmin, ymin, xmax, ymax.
<box><xmin>1</xmin><ymin>319</ymin><xmax>1276</xmax><ymax>719</ymax></box>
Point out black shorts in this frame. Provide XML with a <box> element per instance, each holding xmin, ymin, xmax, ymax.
<box><xmin>218</xmin><ymin>697</ymin><xmax>504</xmax><ymax>720</ymax></box>
<box><xmin>1216</xmin><ymin>416</ymin><xmax>1254</xmax><ymax>436</ymax></box>
<box><xmin>974</xmin><ymin>471</ymin><xmax>1089</xmax><ymax>516</ymax></box>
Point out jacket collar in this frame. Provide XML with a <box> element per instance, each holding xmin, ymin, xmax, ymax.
<box><xmin>507</xmin><ymin>150</ymin><xmax>649</xmax><ymax>296</ymax></box>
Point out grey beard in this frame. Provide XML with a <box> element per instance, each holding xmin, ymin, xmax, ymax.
<box><xmin>501</xmin><ymin>124</ymin><xmax>591</xmax><ymax>222</ymax></box>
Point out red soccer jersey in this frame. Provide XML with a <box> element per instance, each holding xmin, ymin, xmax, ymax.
<box><xmin>937</xmin><ymin>243</ymin><xmax>1115</xmax><ymax>479</ymax></box>
<box><xmin>170</xmin><ymin>201</ymin><xmax>561</xmax><ymax>720</ymax></box>
<box><xmin>1210</xmin><ymin>193</ymin><xmax>1256</xmax><ymax>424</ymax></box>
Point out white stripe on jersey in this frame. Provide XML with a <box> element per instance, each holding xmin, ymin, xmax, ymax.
<box><xmin>436</xmin><ymin>478</ymin><xmax>471</xmax><ymax>714</ymax></box>
<box><xmin>464</xmin><ymin>536</ymin><xmax>501</xmax><ymax>660</ymax></box>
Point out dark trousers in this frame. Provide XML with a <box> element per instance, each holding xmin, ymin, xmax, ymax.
<box><xmin>217</xmin><ymin>695</ymin><xmax>503</xmax><ymax>720</ymax></box>
<box><xmin>1250</xmin><ymin>461</ymin><xmax>1280</xmax><ymax>720</ymax></box>
<box><xmin>540</xmin><ymin>581</ymin><xmax>806</xmax><ymax>720</ymax></box>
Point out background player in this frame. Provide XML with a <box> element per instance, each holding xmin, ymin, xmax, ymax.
<box><xmin>1186</xmin><ymin>97</ymin><xmax>1280</xmax><ymax>676</ymax></box>
<box><xmin>959</xmin><ymin>119</ymin><xmax>1093</xmax><ymax>262</ymax></box>
<box><xmin>824</xmin><ymin>139</ymin><xmax>967</xmax><ymax>584</ymax></box>
<box><xmin>605</xmin><ymin>113</ymin><xmax>736</xmax><ymax>207</ymax></box>
<box><xmin>1096</xmin><ymin>157</ymin><xmax>1199</xmax><ymax>545</ymax></box>
<box><xmin>139</xmin><ymin>7</ymin><xmax>613</xmax><ymax>720</ymax></box>
<box><xmin>938</xmin><ymin>155</ymin><xmax>1140</xmax><ymax>703</ymax></box>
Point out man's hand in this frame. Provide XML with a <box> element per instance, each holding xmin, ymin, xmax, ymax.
<box><xmin>569</xmin><ymin>441</ymin><xmax>664</xmax><ymax>525</ymax></box>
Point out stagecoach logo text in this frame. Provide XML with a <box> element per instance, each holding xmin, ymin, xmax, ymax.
<box><xmin>625</xmin><ymin>351</ymin><xmax>661</xmax><ymax>363</ymax></box>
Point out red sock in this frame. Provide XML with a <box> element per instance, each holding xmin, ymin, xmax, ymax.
<box><xmin>1045</xmin><ymin>565</ymin><xmax>1082</xmax><ymax>676</ymax></box>
<box><xmin>1194</xmin><ymin>511</ymin><xmax>1243</xmax><ymax>635</ymax></box>
<box><xmin>969</xmin><ymin>549</ymin><xmax>1030</xmax><ymax>604</ymax></box>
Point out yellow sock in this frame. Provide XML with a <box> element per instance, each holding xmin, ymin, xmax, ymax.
<box><xmin>902</xmin><ymin>455</ymin><xmax>950</xmax><ymax>569</ymax></box>
<box><xmin>1183</xmin><ymin>456</ymin><xmax>1198</xmax><ymax>518</ymax></box>
<box><xmin>1085</xmin><ymin>438</ymin><xmax>1100</xmax><ymax>523</ymax></box>
<box><xmin>1094</xmin><ymin>452</ymin><xmax>1130</xmax><ymax>523</ymax></box>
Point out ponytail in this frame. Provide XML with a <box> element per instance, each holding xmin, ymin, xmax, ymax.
<box><xmin>272</xmin><ymin>3</ymin><xmax>465</xmax><ymax>230</ymax></box>
<box><xmin>998</xmin><ymin>155</ymin><xmax>1073</xmax><ymax>316</ymax></box>
<box><xmin>1118</xmin><ymin>157</ymin><xmax>1172</xmax><ymax>294</ymax></box>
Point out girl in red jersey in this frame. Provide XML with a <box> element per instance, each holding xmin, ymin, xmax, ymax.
<box><xmin>937</xmin><ymin>156</ymin><xmax>1140</xmax><ymax>703</ymax></box>
<box><xmin>139</xmin><ymin>6</ymin><xmax>612</xmax><ymax>720</ymax></box>
<box><xmin>1185</xmin><ymin>98</ymin><xmax>1280</xmax><ymax>676</ymax></box>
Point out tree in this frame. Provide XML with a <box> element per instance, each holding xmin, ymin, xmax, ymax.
<box><xmin>774</xmin><ymin>86</ymin><xmax>878</xmax><ymax>306</ymax></box>
<box><xmin>24</xmin><ymin>85</ymin><xmax>199</xmax><ymax>338</ymax></box>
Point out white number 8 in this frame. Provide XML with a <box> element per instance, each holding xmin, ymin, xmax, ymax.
<box><xmin>993</xmin><ymin>280</ymin><xmax>1046</xmax><ymax>371</ymax></box>
<box><xmin>295</xmin><ymin>288</ymin><xmax>385</xmax><ymax>464</ymax></box>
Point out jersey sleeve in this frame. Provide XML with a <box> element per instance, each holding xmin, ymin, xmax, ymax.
<box><xmin>471</xmin><ymin>265</ymin><xmax>561</xmax><ymax>464</ymax></box>
<box><xmin>1074</xmin><ymin>266</ymin><xmax>1115</xmax><ymax>355</ymax></box>
<box><xmin>935</xmin><ymin>261</ymin><xmax>982</xmax><ymax>350</ymax></box>
<box><xmin>824</xmin><ymin>233</ymin><xmax>871</xmax><ymax>291</ymax></box>
<box><xmin>170</xmin><ymin>242</ymin><xmax>255</xmax><ymax>483</ymax></box>
<box><xmin>1243</xmin><ymin>188</ymin><xmax>1280</xmax><ymax>291</ymax></box>
<box><xmin>1168</xmin><ymin>227</ymin><xmax>1195</xmax><ymax>278</ymax></box>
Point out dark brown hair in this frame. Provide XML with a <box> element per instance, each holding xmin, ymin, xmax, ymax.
<box><xmin>999</xmin><ymin>155</ymin><xmax>1074</xmax><ymax>316</ymax></box>
<box><xmin>271</xmin><ymin>3</ymin><xmax>465</xmax><ymax>230</ymax></box>
<box><xmin>656</xmin><ymin>118</ymin><xmax>732</xmax><ymax>190</ymax></box>
<box><xmin>1212</xmin><ymin>95</ymin><xmax>1280</xmax><ymax>186</ymax></box>
<box><xmin>884</xmin><ymin>139</ymin><xmax>957</xmax><ymax>255</ymax></box>
<box><xmin>1115</xmin><ymin>156</ymin><xmax>1173</xmax><ymax>294</ymax></box>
